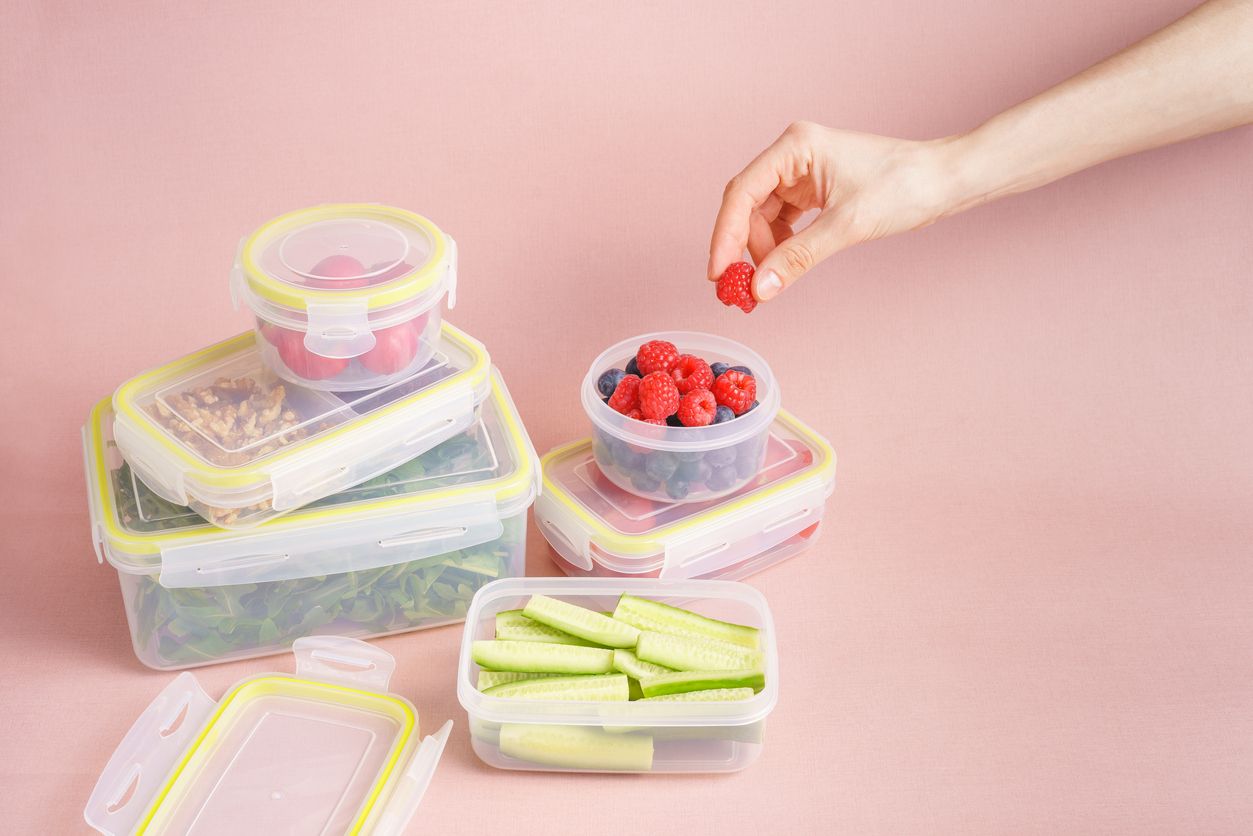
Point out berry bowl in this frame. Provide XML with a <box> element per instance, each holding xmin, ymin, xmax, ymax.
<box><xmin>582</xmin><ymin>331</ymin><xmax>780</xmax><ymax>503</ymax></box>
<box><xmin>232</xmin><ymin>203</ymin><xmax>457</xmax><ymax>391</ymax></box>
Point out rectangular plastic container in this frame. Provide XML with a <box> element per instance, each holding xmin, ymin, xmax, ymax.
<box><xmin>456</xmin><ymin>577</ymin><xmax>779</xmax><ymax>773</ymax></box>
<box><xmin>537</xmin><ymin>409</ymin><xmax>835</xmax><ymax>580</ymax></box>
<box><xmin>85</xmin><ymin>369</ymin><xmax>538</xmax><ymax>669</ymax></box>
<box><xmin>85</xmin><ymin>637</ymin><xmax>451</xmax><ymax>836</ymax></box>
<box><xmin>110</xmin><ymin>321</ymin><xmax>491</xmax><ymax>529</ymax></box>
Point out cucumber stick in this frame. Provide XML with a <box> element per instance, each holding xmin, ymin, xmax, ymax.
<box><xmin>495</xmin><ymin>610</ymin><xmax>602</xmax><ymax>647</ymax></box>
<box><xmin>477</xmin><ymin>670</ymin><xmax>565</xmax><ymax>690</ymax></box>
<box><xmin>639</xmin><ymin>687</ymin><xmax>756</xmax><ymax>702</ymax></box>
<box><xmin>613</xmin><ymin>594</ymin><xmax>760</xmax><ymax>650</ymax></box>
<box><xmin>472</xmin><ymin>640</ymin><xmax>614</xmax><ymax>674</ymax></box>
<box><xmin>499</xmin><ymin>723</ymin><xmax>654</xmax><ymax>771</ymax></box>
<box><xmin>482</xmin><ymin>674</ymin><xmax>629</xmax><ymax>701</ymax></box>
<box><xmin>635</xmin><ymin>631</ymin><xmax>764</xmax><ymax>672</ymax></box>
<box><xmin>639</xmin><ymin>668</ymin><xmax>764</xmax><ymax>698</ymax></box>
<box><xmin>612</xmin><ymin>649</ymin><xmax>674</xmax><ymax>680</ymax></box>
<box><xmin>523</xmin><ymin>595</ymin><xmax>640</xmax><ymax>649</ymax></box>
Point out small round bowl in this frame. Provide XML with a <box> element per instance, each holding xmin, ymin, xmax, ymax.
<box><xmin>581</xmin><ymin>331</ymin><xmax>780</xmax><ymax>503</ymax></box>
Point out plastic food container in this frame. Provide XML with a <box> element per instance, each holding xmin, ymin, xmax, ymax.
<box><xmin>110</xmin><ymin>322</ymin><xmax>490</xmax><ymax>529</ymax></box>
<box><xmin>85</xmin><ymin>370</ymin><xmax>538</xmax><ymax>669</ymax></box>
<box><xmin>231</xmin><ymin>204</ymin><xmax>457</xmax><ymax>391</ymax></box>
<box><xmin>85</xmin><ymin>637</ymin><xmax>451</xmax><ymax>835</ymax></box>
<box><xmin>456</xmin><ymin>577</ymin><xmax>778</xmax><ymax>773</ymax></box>
<box><xmin>582</xmin><ymin>331</ymin><xmax>781</xmax><ymax>503</ymax></box>
<box><xmin>539</xmin><ymin>409</ymin><xmax>835</xmax><ymax>579</ymax></box>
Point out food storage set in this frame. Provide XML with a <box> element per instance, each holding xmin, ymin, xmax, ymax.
<box><xmin>86</xmin><ymin>637</ymin><xmax>451</xmax><ymax>835</ymax></box>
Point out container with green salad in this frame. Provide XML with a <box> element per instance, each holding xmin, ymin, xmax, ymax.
<box><xmin>84</xmin><ymin>369</ymin><xmax>538</xmax><ymax>670</ymax></box>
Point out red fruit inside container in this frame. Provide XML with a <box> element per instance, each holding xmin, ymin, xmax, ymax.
<box><xmin>258</xmin><ymin>321</ymin><xmax>296</xmax><ymax>346</ymax></box>
<box><xmin>306</xmin><ymin>254</ymin><xmax>369</xmax><ymax>289</ymax></box>
<box><xmin>275</xmin><ymin>328</ymin><xmax>349</xmax><ymax>380</ymax></box>
<box><xmin>369</xmin><ymin>260</ymin><xmax>414</xmax><ymax>283</ymax></box>
<box><xmin>359</xmin><ymin>318</ymin><xmax>424</xmax><ymax>375</ymax></box>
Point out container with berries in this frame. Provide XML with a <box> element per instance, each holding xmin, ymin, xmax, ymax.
<box><xmin>231</xmin><ymin>203</ymin><xmax>457</xmax><ymax>391</ymax></box>
<box><xmin>582</xmin><ymin>332</ymin><xmax>780</xmax><ymax>503</ymax></box>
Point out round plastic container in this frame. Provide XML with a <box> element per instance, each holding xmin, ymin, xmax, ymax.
<box><xmin>582</xmin><ymin>332</ymin><xmax>780</xmax><ymax>503</ymax></box>
<box><xmin>232</xmin><ymin>204</ymin><xmax>457</xmax><ymax>391</ymax></box>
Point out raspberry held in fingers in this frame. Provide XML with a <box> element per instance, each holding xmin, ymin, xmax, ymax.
<box><xmin>716</xmin><ymin>262</ymin><xmax>757</xmax><ymax>313</ymax></box>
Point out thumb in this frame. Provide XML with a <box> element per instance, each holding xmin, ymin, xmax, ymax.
<box><xmin>753</xmin><ymin>213</ymin><xmax>848</xmax><ymax>301</ymax></box>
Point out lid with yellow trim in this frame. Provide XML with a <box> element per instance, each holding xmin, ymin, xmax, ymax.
<box><xmin>87</xmin><ymin>368</ymin><xmax>539</xmax><ymax>580</ymax></box>
<box><xmin>536</xmin><ymin>410</ymin><xmax>836</xmax><ymax>580</ymax></box>
<box><xmin>84</xmin><ymin>636</ymin><xmax>451</xmax><ymax>836</ymax></box>
<box><xmin>109</xmin><ymin>322</ymin><xmax>492</xmax><ymax>530</ymax></box>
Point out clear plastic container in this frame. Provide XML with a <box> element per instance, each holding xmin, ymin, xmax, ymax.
<box><xmin>110</xmin><ymin>322</ymin><xmax>490</xmax><ymax>529</ymax></box>
<box><xmin>456</xmin><ymin>577</ymin><xmax>779</xmax><ymax>773</ymax></box>
<box><xmin>582</xmin><ymin>331</ymin><xmax>781</xmax><ymax>503</ymax></box>
<box><xmin>538</xmin><ymin>409</ymin><xmax>835</xmax><ymax>579</ymax></box>
<box><xmin>85</xmin><ymin>370</ymin><xmax>538</xmax><ymax>669</ymax></box>
<box><xmin>85</xmin><ymin>637</ymin><xmax>451</xmax><ymax>835</ymax></box>
<box><xmin>231</xmin><ymin>204</ymin><xmax>457</xmax><ymax>391</ymax></box>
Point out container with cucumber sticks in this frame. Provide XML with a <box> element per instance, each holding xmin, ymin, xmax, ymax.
<box><xmin>85</xmin><ymin>637</ymin><xmax>451</xmax><ymax>835</ymax></box>
<box><xmin>456</xmin><ymin>578</ymin><xmax>779</xmax><ymax>773</ymax></box>
<box><xmin>83</xmin><ymin>370</ymin><xmax>539</xmax><ymax>670</ymax></box>
<box><xmin>536</xmin><ymin>409</ymin><xmax>835</xmax><ymax>580</ymax></box>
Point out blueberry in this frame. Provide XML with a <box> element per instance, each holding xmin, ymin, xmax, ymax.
<box><xmin>729</xmin><ymin>365</ymin><xmax>753</xmax><ymax>377</ymax></box>
<box><xmin>747</xmin><ymin>399</ymin><xmax>760</xmax><ymax>411</ymax></box>
<box><xmin>710</xmin><ymin>362</ymin><xmax>730</xmax><ymax>378</ymax></box>
<box><xmin>593</xmin><ymin>439</ymin><xmax>614</xmax><ymax>465</ymax></box>
<box><xmin>713</xmin><ymin>405</ymin><xmax>735</xmax><ymax>424</ymax></box>
<box><xmin>665</xmin><ymin>479</ymin><xmax>690</xmax><ymax>501</ymax></box>
<box><xmin>611</xmin><ymin>440</ymin><xmax>643</xmax><ymax>470</ymax></box>
<box><xmin>735</xmin><ymin>453</ymin><xmax>759</xmax><ymax>479</ymax></box>
<box><xmin>625</xmin><ymin>357</ymin><xmax>641</xmax><ymax>377</ymax></box>
<box><xmin>631</xmin><ymin>472</ymin><xmax>662</xmax><ymax>493</ymax></box>
<box><xmin>598</xmin><ymin>368</ymin><xmax>626</xmax><ymax>398</ymax></box>
<box><xmin>644</xmin><ymin>451</ymin><xmax>679</xmax><ymax>481</ymax></box>
<box><xmin>676</xmin><ymin>458</ymin><xmax>711</xmax><ymax>482</ymax></box>
<box><xmin>676</xmin><ymin>450</ymin><xmax>704</xmax><ymax>462</ymax></box>
<box><xmin>706</xmin><ymin>446</ymin><xmax>736</xmax><ymax>468</ymax></box>
<box><xmin>706</xmin><ymin>464</ymin><xmax>738</xmax><ymax>491</ymax></box>
<box><xmin>666</xmin><ymin>414</ymin><xmax>684</xmax><ymax>427</ymax></box>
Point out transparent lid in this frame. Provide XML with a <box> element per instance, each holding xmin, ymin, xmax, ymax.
<box><xmin>85</xmin><ymin>637</ymin><xmax>451</xmax><ymax>836</ymax></box>
<box><xmin>109</xmin><ymin>323</ymin><xmax>491</xmax><ymax>519</ymax></box>
<box><xmin>87</xmin><ymin>369</ymin><xmax>539</xmax><ymax>575</ymax></box>
<box><xmin>537</xmin><ymin>410</ymin><xmax>835</xmax><ymax>576</ymax></box>
<box><xmin>236</xmin><ymin>204</ymin><xmax>454</xmax><ymax>312</ymax></box>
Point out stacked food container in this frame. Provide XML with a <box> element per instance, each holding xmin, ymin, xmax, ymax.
<box><xmin>83</xmin><ymin>204</ymin><xmax>540</xmax><ymax>670</ymax></box>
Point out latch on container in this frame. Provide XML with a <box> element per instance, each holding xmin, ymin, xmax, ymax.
<box><xmin>293</xmin><ymin>636</ymin><xmax>395</xmax><ymax>692</ymax></box>
<box><xmin>303</xmin><ymin>300</ymin><xmax>375</xmax><ymax>358</ymax></box>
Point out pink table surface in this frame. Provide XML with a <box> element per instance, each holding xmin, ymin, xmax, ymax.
<box><xmin>2</xmin><ymin>1</ymin><xmax>1251</xmax><ymax>833</ymax></box>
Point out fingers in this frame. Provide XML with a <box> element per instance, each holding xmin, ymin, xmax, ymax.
<box><xmin>753</xmin><ymin>212</ymin><xmax>847</xmax><ymax>301</ymax></box>
<box><xmin>708</xmin><ymin>143</ymin><xmax>789</xmax><ymax>281</ymax></box>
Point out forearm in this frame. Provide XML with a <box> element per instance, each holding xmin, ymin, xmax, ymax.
<box><xmin>942</xmin><ymin>0</ymin><xmax>1253</xmax><ymax>214</ymax></box>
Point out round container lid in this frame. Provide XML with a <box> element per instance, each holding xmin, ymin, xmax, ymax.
<box><xmin>238</xmin><ymin>204</ymin><xmax>451</xmax><ymax>312</ymax></box>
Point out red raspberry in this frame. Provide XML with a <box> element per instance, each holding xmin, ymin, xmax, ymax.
<box><xmin>625</xmin><ymin>407</ymin><xmax>643</xmax><ymax>420</ymax></box>
<box><xmin>638</xmin><ymin>371</ymin><xmax>680</xmax><ymax>420</ymax></box>
<box><xmin>636</xmin><ymin>340</ymin><xmax>680</xmax><ymax>376</ymax></box>
<box><xmin>716</xmin><ymin>262</ymin><xmax>757</xmax><ymax>313</ymax></box>
<box><xmin>670</xmin><ymin>354</ymin><xmax>714</xmax><ymax>395</ymax></box>
<box><xmin>677</xmin><ymin>388</ymin><xmax>717</xmax><ymax>426</ymax></box>
<box><xmin>607</xmin><ymin>374</ymin><xmax>641</xmax><ymax>414</ymax></box>
<box><xmin>712</xmin><ymin>369</ymin><xmax>756</xmax><ymax>414</ymax></box>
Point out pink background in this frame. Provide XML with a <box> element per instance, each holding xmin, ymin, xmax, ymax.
<box><xmin>3</xmin><ymin>0</ymin><xmax>1252</xmax><ymax>832</ymax></box>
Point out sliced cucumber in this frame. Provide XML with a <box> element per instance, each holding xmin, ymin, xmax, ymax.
<box><xmin>472</xmin><ymin>640</ymin><xmax>614</xmax><ymax>674</ymax></box>
<box><xmin>495</xmin><ymin>610</ymin><xmax>601</xmax><ymax>646</ymax></box>
<box><xmin>627</xmin><ymin>677</ymin><xmax>644</xmax><ymax>700</ymax></box>
<box><xmin>499</xmin><ymin>723</ymin><xmax>654</xmax><ymax>771</ymax></box>
<box><xmin>613</xmin><ymin>594</ymin><xmax>760</xmax><ymax>650</ymax></box>
<box><xmin>477</xmin><ymin>670</ymin><xmax>565</xmax><ymax>690</ymax></box>
<box><xmin>482</xmin><ymin>674</ymin><xmax>629</xmax><ymax>701</ymax></box>
<box><xmin>639</xmin><ymin>687</ymin><xmax>756</xmax><ymax>702</ymax></box>
<box><xmin>523</xmin><ymin>595</ymin><xmax>641</xmax><ymax>649</ymax></box>
<box><xmin>635</xmin><ymin>631</ymin><xmax>764</xmax><ymax>672</ymax></box>
<box><xmin>639</xmin><ymin>668</ymin><xmax>764</xmax><ymax>698</ymax></box>
<box><xmin>612</xmin><ymin>649</ymin><xmax>674</xmax><ymax>680</ymax></box>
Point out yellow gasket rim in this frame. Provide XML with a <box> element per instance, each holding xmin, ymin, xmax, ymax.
<box><xmin>110</xmin><ymin>322</ymin><xmax>489</xmax><ymax>491</ymax></box>
<box><xmin>240</xmin><ymin>204</ymin><xmax>448</xmax><ymax>311</ymax></box>
<box><xmin>92</xmin><ymin>373</ymin><xmax>535</xmax><ymax>558</ymax></box>
<box><xmin>540</xmin><ymin>408</ymin><xmax>836</xmax><ymax>558</ymax></box>
<box><xmin>135</xmin><ymin>674</ymin><xmax>416</xmax><ymax>835</ymax></box>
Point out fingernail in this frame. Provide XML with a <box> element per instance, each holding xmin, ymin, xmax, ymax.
<box><xmin>755</xmin><ymin>270</ymin><xmax>782</xmax><ymax>300</ymax></box>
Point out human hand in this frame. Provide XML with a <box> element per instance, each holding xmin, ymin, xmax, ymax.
<box><xmin>708</xmin><ymin>122</ymin><xmax>961</xmax><ymax>302</ymax></box>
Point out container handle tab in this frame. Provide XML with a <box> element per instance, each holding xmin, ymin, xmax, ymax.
<box><xmin>293</xmin><ymin>636</ymin><xmax>396</xmax><ymax>692</ymax></box>
<box><xmin>372</xmin><ymin>720</ymin><xmax>453</xmax><ymax>836</ymax></box>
